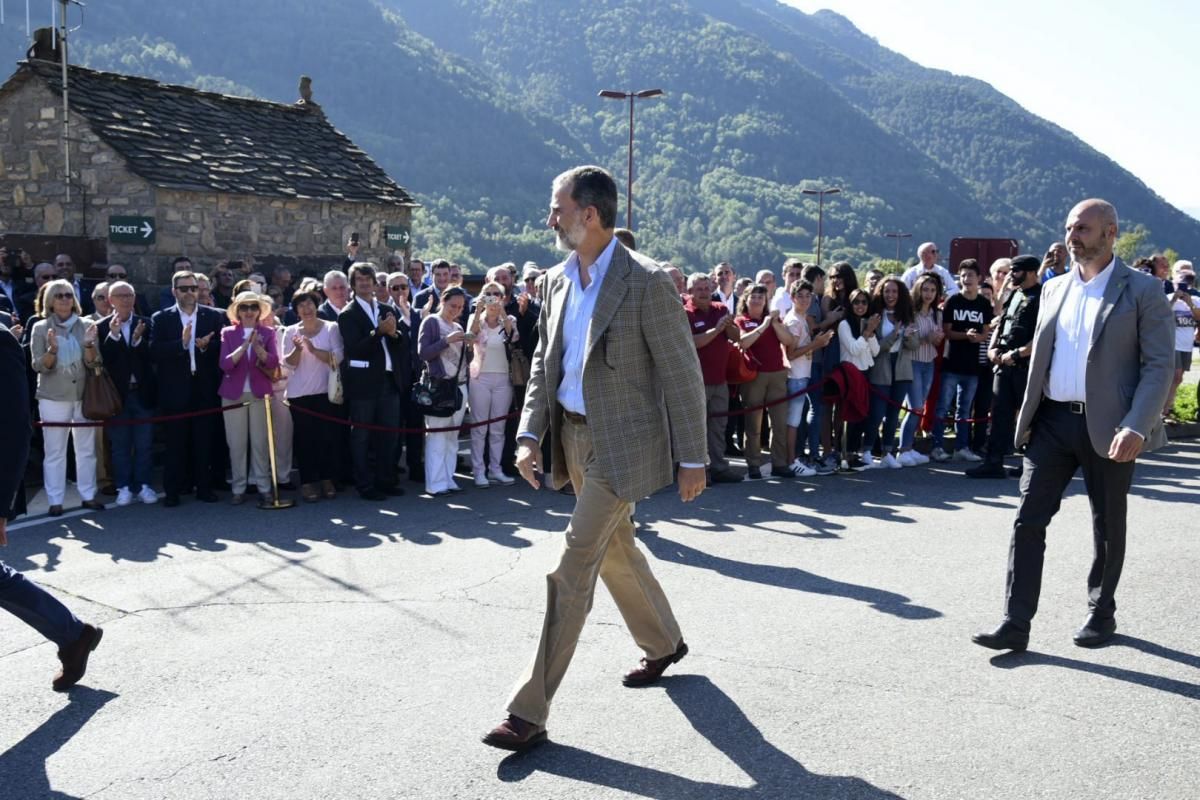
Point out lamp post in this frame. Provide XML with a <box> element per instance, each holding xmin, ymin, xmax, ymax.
<box><xmin>884</xmin><ymin>231</ymin><xmax>912</xmax><ymax>262</ymax></box>
<box><xmin>801</xmin><ymin>187</ymin><xmax>840</xmax><ymax>266</ymax></box>
<box><xmin>599</xmin><ymin>88</ymin><xmax>664</xmax><ymax>230</ymax></box>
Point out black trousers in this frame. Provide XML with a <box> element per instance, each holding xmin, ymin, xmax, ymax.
<box><xmin>970</xmin><ymin>365</ymin><xmax>995</xmax><ymax>453</ymax></box>
<box><xmin>983</xmin><ymin>364</ymin><xmax>1027</xmax><ymax>467</ymax></box>
<box><xmin>1004</xmin><ymin>401</ymin><xmax>1135</xmax><ymax>630</ymax></box>
<box><xmin>162</xmin><ymin>384</ymin><xmax>219</xmax><ymax>498</ymax></box>
<box><xmin>403</xmin><ymin>383</ymin><xmax>424</xmax><ymax>479</ymax></box>
<box><xmin>290</xmin><ymin>393</ymin><xmax>340</xmax><ymax>484</ymax></box>
<box><xmin>349</xmin><ymin>381</ymin><xmax>400</xmax><ymax>493</ymax></box>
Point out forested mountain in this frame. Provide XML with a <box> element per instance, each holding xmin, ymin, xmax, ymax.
<box><xmin>2</xmin><ymin>0</ymin><xmax>1195</xmax><ymax>270</ymax></box>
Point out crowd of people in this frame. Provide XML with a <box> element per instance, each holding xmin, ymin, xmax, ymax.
<box><xmin>1</xmin><ymin>234</ymin><xmax>1197</xmax><ymax>517</ymax></box>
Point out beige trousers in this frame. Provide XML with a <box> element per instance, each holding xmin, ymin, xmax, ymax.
<box><xmin>223</xmin><ymin>392</ymin><xmax>271</xmax><ymax>494</ymax></box>
<box><xmin>506</xmin><ymin>414</ymin><xmax>683</xmax><ymax>726</ymax></box>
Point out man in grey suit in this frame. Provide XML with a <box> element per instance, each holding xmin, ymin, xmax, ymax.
<box><xmin>973</xmin><ymin>199</ymin><xmax>1174</xmax><ymax>652</ymax></box>
<box><xmin>483</xmin><ymin>166</ymin><xmax>708</xmax><ymax>751</ymax></box>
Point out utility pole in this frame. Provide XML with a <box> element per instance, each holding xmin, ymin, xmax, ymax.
<box><xmin>598</xmin><ymin>88</ymin><xmax>664</xmax><ymax>230</ymax></box>
<box><xmin>885</xmin><ymin>232</ymin><xmax>912</xmax><ymax>262</ymax></box>
<box><xmin>802</xmin><ymin>187</ymin><xmax>840</xmax><ymax>266</ymax></box>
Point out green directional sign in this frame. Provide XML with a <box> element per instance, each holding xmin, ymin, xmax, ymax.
<box><xmin>384</xmin><ymin>224</ymin><xmax>411</xmax><ymax>250</ymax></box>
<box><xmin>108</xmin><ymin>216</ymin><xmax>156</xmax><ymax>245</ymax></box>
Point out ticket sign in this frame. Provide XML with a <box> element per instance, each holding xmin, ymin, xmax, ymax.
<box><xmin>109</xmin><ymin>216</ymin><xmax>156</xmax><ymax>244</ymax></box>
<box><xmin>384</xmin><ymin>225</ymin><xmax>411</xmax><ymax>250</ymax></box>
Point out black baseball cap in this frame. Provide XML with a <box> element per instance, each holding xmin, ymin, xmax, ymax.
<box><xmin>1009</xmin><ymin>255</ymin><xmax>1040</xmax><ymax>275</ymax></box>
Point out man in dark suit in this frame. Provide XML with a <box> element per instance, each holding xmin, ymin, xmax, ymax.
<box><xmin>1</xmin><ymin>322</ymin><xmax>104</xmax><ymax>691</ymax></box>
<box><xmin>150</xmin><ymin>269</ymin><xmax>225</xmax><ymax>507</ymax></box>
<box><xmin>97</xmin><ymin>281</ymin><xmax>159</xmax><ymax>506</ymax></box>
<box><xmin>412</xmin><ymin>259</ymin><xmax>452</xmax><ymax>315</ymax></box>
<box><xmin>317</xmin><ymin>269</ymin><xmax>352</xmax><ymax>322</ymax></box>
<box><xmin>973</xmin><ymin>199</ymin><xmax>1174</xmax><ymax>652</ymax></box>
<box><xmin>338</xmin><ymin>262</ymin><xmax>411</xmax><ymax>500</ymax></box>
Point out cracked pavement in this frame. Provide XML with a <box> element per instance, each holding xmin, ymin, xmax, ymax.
<box><xmin>2</xmin><ymin>441</ymin><xmax>1199</xmax><ymax>799</ymax></box>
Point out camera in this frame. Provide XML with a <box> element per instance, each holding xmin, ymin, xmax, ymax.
<box><xmin>483</xmin><ymin>295</ymin><xmax>499</xmax><ymax>306</ymax></box>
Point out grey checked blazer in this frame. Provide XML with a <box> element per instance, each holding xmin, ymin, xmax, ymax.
<box><xmin>1015</xmin><ymin>258</ymin><xmax>1174</xmax><ymax>457</ymax></box>
<box><xmin>520</xmin><ymin>241</ymin><xmax>707</xmax><ymax>501</ymax></box>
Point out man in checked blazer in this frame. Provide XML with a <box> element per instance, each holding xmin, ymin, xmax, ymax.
<box><xmin>483</xmin><ymin>166</ymin><xmax>708</xmax><ymax>752</ymax></box>
<box><xmin>973</xmin><ymin>199</ymin><xmax>1173</xmax><ymax>653</ymax></box>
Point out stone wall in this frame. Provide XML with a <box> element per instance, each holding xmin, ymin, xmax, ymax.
<box><xmin>0</xmin><ymin>75</ymin><xmax>413</xmax><ymax>289</ymax></box>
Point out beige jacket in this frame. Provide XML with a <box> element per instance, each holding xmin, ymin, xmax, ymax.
<box><xmin>30</xmin><ymin>315</ymin><xmax>98</xmax><ymax>402</ymax></box>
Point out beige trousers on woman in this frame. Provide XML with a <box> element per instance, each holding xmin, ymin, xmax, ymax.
<box><xmin>506</xmin><ymin>413</ymin><xmax>683</xmax><ymax>726</ymax></box>
<box><xmin>223</xmin><ymin>391</ymin><xmax>271</xmax><ymax>495</ymax></box>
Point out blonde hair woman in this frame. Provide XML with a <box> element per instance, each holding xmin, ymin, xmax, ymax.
<box><xmin>30</xmin><ymin>279</ymin><xmax>104</xmax><ymax>516</ymax></box>
<box><xmin>467</xmin><ymin>280</ymin><xmax>518</xmax><ymax>487</ymax></box>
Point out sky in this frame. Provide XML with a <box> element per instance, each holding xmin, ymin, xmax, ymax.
<box><xmin>782</xmin><ymin>1</ymin><xmax>1200</xmax><ymax>221</ymax></box>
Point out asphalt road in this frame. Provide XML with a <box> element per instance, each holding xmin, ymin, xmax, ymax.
<box><xmin>2</xmin><ymin>439</ymin><xmax>1198</xmax><ymax>800</ymax></box>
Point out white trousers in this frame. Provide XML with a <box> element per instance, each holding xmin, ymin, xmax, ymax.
<box><xmin>424</xmin><ymin>387</ymin><xmax>466</xmax><ymax>494</ymax></box>
<box><xmin>39</xmin><ymin>398</ymin><xmax>97</xmax><ymax>505</ymax></box>
<box><xmin>468</xmin><ymin>372</ymin><xmax>513</xmax><ymax>476</ymax></box>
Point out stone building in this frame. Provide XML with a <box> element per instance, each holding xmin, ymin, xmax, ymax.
<box><xmin>0</xmin><ymin>55</ymin><xmax>418</xmax><ymax>287</ymax></box>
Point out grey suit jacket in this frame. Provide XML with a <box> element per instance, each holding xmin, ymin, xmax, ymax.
<box><xmin>520</xmin><ymin>241</ymin><xmax>707</xmax><ymax>501</ymax></box>
<box><xmin>1015</xmin><ymin>258</ymin><xmax>1174</xmax><ymax>457</ymax></box>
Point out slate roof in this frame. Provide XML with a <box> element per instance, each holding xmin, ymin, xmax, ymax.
<box><xmin>8</xmin><ymin>60</ymin><xmax>418</xmax><ymax>207</ymax></box>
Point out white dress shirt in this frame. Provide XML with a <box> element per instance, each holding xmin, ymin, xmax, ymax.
<box><xmin>1045</xmin><ymin>257</ymin><xmax>1115</xmax><ymax>403</ymax></box>
<box><xmin>355</xmin><ymin>295</ymin><xmax>392</xmax><ymax>372</ymax></box>
<box><xmin>557</xmin><ymin>238</ymin><xmax>617</xmax><ymax>414</ymax></box>
<box><xmin>176</xmin><ymin>305</ymin><xmax>197</xmax><ymax>373</ymax></box>
<box><xmin>902</xmin><ymin>263</ymin><xmax>960</xmax><ymax>296</ymax></box>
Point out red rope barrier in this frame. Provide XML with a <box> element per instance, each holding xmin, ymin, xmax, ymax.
<box><xmin>35</xmin><ymin>401</ymin><xmax>249</xmax><ymax>428</ymax></box>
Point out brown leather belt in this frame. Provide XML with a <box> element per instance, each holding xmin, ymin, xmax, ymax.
<box><xmin>563</xmin><ymin>410</ymin><xmax>587</xmax><ymax>425</ymax></box>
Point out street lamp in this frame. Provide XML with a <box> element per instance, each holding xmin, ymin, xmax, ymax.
<box><xmin>599</xmin><ymin>88</ymin><xmax>664</xmax><ymax>230</ymax></box>
<box><xmin>801</xmin><ymin>187</ymin><xmax>840</xmax><ymax>266</ymax></box>
<box><xmin>884</xmin><ymin>231</ymin><xmax>912</xmax><ymax>262</ymax></box>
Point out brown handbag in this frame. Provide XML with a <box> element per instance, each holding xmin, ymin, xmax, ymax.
<box><xmin>82</xmin><ymin>365</ymin><xmax>123</xmax><ymax>420</ymax></box>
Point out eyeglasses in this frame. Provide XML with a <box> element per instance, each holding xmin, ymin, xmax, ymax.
<box><xmin>52</xmin><ymin>292</ymin><xmax>74</xmax><ymax>300</ymax></box>
<box><xmin>389</xmin><ymin>285</ymin><xmax>407</xmax><ymax>292</ymax></box>
<box><xmin>237</xmin><ymin>304</ymin><xmax>259</xmax><ymax>313</ymax></box>
<box><xmin>107</xmin><ymin>272</ymin><xmax>127</xmax><ymax>279</ymax></box>
<box><xmin>175</xmin><ymin>285</ymin><xmax>198</xmax><ymax>292</ymax></box>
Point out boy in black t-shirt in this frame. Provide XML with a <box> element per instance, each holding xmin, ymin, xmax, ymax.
<box><xmin>931</xmin><ymin>260</ymin><xmax>993</xmax><ymax>461</ymax></box>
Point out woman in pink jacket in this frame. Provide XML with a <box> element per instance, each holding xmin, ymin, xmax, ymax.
<box><xmin>218</xmin><ymin>291</ymin><xmax>280</xmax><ymax>505</ymax></box>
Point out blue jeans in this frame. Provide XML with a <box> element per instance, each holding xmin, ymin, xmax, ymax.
<box><xmin>110</xmin><ymin>392</ymin><xmax>154</xmax><ymax>490</ymax></box>
<box><xmin>786</xmin><ymin>377</ymin><xmax>811</xmax><ymax>428</ymax></box>
<box><xmin>805</xmin><ymin>365</ymin><xmax>824</xmax><ymax>458</ymax></box>
<box><xmin>932</xmin><ymin>371</ymin><xmax>978</xmax><ymax>451</ymax></box>
<box><xmin>1</xmin><ymin>560</ymin><xmax>84</xmax><ymax>647</ymax></box>
<box><xmin>901</xmin><ymin>360</ymin><xmax>935</xmax><ymax>449</ymax></box>
<box><xmin>865</xmin><ymin>378</ymin><xmax>912</xmax><ymax>453</ymax></box>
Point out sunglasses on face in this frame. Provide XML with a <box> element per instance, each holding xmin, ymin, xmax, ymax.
<box><xmin>175</xmin><ymin>285</ymin><xmax>198</xmax><ymax>293</ymax></box>
<box><xmin>107</xmin><ymin>272</ymin><xmax>127</xmax><ymax>279</ymax></box>
<box><xmin>238</xmin><ymin>304</ymin><xmax>259</xmax><ymax>313</ymax></box>
<box><xmin>389</xmin><ymin>285</ymin><xmax>407</xmax><ymax>292</ymax></box>
<box><xmin>52</xmin><ymin>292</ymin><xmax>74</xmax><ymax>300</ymax></box>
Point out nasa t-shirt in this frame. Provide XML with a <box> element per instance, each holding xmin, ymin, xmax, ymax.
<box><xmin>942</xmin><ymin>293</ymin><xmax>993</xmax><ymax>375</ymax></box>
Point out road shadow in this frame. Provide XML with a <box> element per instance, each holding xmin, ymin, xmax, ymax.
<box><xmin>0</xmin><ymin>687</ymin><xmax>119</xmax><ymax>799</ymax></box>
<box><xmin>496</xmin><ymin>674</ymin><xmax>904</xmax><ymax>799</ymax></box>
<box><xmin>638</xmin><ymin>525</ymin><xmax>940</xmax><ymax>620</ymax></box>
<box><xmin>988</xmin><ymin>635</ymin><xmax>1200</xmax><ymax>700</ymax></box>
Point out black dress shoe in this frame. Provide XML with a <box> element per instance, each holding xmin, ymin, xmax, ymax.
<box><xmin>358</xmin><ymin>488</ymin><xmax>387</xmax><ymax>501</ymax></box>
<box><xmin>482</xmin><ymin>714</ymin><xmax>547</xmax><ymax>752</ymax></box>
<box><xmin>53</xmin><ymin>624</ymin><xmax>103</xmax><ymax>691</ymax></box>
<box><xmin>965</xmin><ymin>464</ymin><xmax>1008</xmax><ymax>479</ymax></box>
<box><xmin>1073</xmin><ymin>616</ymin><xmax>1116</xmax><ymax>648</ymax></box>
<box><xmin>163</xmin><ymin>495</ymin><xmax>181</xmax><ymax>508</ymax></box>
<box><xmin>971</xmin><ymin>621</ymin><xmax>1029</xmax><ymax>651</ymax></box>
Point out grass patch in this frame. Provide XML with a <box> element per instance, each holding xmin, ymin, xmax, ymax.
<box><xmin>1174</xmin><ymin>382</ymin><xmax>1198</xmax><ymax>422</ymax></box>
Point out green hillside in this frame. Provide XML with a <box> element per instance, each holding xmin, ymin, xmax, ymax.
<box><xmin>2</xmin><ymin>0</ymin><xmax>1195</xmax><ymax>272</ymax></box>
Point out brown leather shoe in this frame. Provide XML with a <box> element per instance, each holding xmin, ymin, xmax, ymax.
<box><xmin>53</xmin><ymin>624</ymin><xmax>103</xmax><ymax>691</ymax></box>
<box><xmin>320</xmin><ymin>480</ymin><xmax>337</xmax><ymax>500</ymax></box>
<box><xmin>80</xmin><ymin>499</ymin><xmax>106</xmax><ymax>512</ymax></box>
<box><xmin>48</xmin><ymin>505</ymin><xmax>64</xmax><ymax>517</ymax></box>
<box><xmin>482</xmin><ymin>714</ymin><xmax>547</xmax><ymax>752</ymax></box>
<box><xmin>622</xmin><ymin>640</ymin><xmax>689</xmax><ymax>687</ymax></box>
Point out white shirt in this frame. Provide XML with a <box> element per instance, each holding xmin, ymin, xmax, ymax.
<box><xmin>556</xmin><ymin>237</ymin><xmax>617</xmax><ymax>415</ymax></box>
<box><xmin>355</xmin><ymin>295</ymin><xmax>392</xmax><ymax>372</ymax></box>
<box><xmin>902</xmin><ymin>263</ymin><xmax>960</xmax><ymax>297</ymax></box>
<box><xmin>1045</xmin><ymin>257</ymin><xmax>1116</xmax><ymax>403</ymax></box>
<box><xmin>770</xmin><ymin>287</ymin><xmax>793</xmax><ymax>314</ymax></box>
<box><xmin>176</xmin><ymin>304</ymin><xmax>197</xmax><ymax>373</ymax></box>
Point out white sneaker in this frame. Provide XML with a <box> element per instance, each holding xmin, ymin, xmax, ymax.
<box><xmin>488</xmin><ymin>469</ymin><xmax>515</xmax><ymax>485</ymax></box>
<box><xmin>860</xmin><ymin>453</ymin><xmax>882</xmax><ymax>469</ymax></box>
<box><xmin>897</xmin><ymin>450</ymin><xmax>916</xmax><ymax>466</ymax></box>
<box><xmin>909</xmin><ymin>450</ymin><xmax>930</xmax><ymax>464</ymax></box>
<box><xmin>138</xmin><ymin>485</ymin><xmax>158</xmax><ymax>504</ymax></box>
<box><xmin>929</xmin><ymin>447</ymin><xmax>951</xmax><ymax>462</ymax></box>
<box><xmin>474</xmin><ymin>473</ymin><xmax>490</xmax><ymax>488</ymax></box>
<box><xmin>880</xmin><ymin>453</ymin><xmax>903</xmax><ymax>469</ymax></box>
<box><xmin>953</xmin><ymin>449</ymin><xmax>983</xmax><ymax>462</ymax></box>
<box><xmin>116</xmin><ymin>487</ymin><xmax>134</xmax><ymax>506</ymax></box>
<box><xmin>788</xmin><ymin>459</ymin><xmax>817</xmax><ymax>478</ymax></box>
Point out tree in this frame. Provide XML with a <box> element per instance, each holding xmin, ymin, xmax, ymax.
<box><xmin>1114</xmin><ymin>225</ymin><xmax>1150</xmax><ymax>262</ymax></box>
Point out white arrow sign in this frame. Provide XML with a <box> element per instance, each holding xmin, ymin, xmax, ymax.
<box><xmin>140</xmin><ymin>221</ymin><xmax>154</xmax><ymax>239</ymax></box>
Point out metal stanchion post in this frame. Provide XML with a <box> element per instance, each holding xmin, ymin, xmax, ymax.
<box><xmin>259</xmin><ymin>395</ymin><xmax>294</xmax><ymax>510</ymax></box>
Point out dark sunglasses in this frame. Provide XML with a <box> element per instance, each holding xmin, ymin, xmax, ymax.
<box><xmin>52</xmin><ymin>292</ymin><xmax>74</xmax><ymax>299</ymax></box>
<box><xmin>389</xmin><ymin>285</ymin><xmax>408</xmax><ymax>292</ymax></box>
<box><xmin>107</xmin><ymin>272</ymin><xmax>127</xmax><ymax>279</ymax></box>
<box><xmin>175</xmin><ymin>285</ymin><xmax>198</xmax><ymax>293</ymax></box>
<box><xmin>237</xmin><ymin>304</ymin><xmax>260</xmax><ymax>312</ymax></box>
